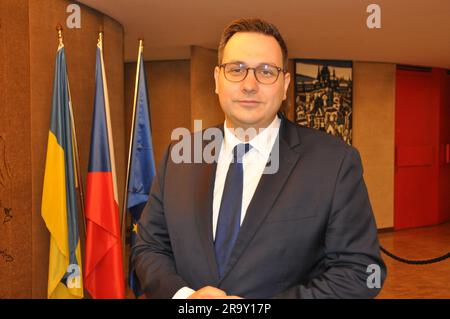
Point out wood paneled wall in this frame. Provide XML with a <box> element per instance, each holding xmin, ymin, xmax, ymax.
<box><xmin>0</xmin><ymin>0</ymin><xmax>125</xmax><ymax>298</ymax></box>
<box><xmin>352</xmin><ymin>62</ymin><xmax>396</xmax><ymax>229</ymax></box>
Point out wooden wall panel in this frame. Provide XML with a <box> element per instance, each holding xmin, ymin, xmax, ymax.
<box><xmin>190</xmin><ymin>46</ymin><xmax>223</xmax><ymax>131</ymax></box>
<box><xmin>0</xmin><ymin>0</ymin><xmax>125</xmax><ymax>298</ymax></box>
<box><xmin>0</xmin><ymin>0</ymin><xmax>32</xmax><ymax>298</ymax></box>
<box><xmin>353</xmin><ymin>62</ymin><xmax>396</xmax><ymax>229</ymax></box>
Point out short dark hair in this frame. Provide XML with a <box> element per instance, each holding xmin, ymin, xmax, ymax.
<box><xmin>218</xmin><ymin>18</ymin><xmax>288</xmax><ymax>70</ymax></box>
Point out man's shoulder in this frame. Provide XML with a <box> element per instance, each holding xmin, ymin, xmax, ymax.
<box><xmin>282</xmin><ymin>119</ymin><xmax>363</xmax><ymax>174</ymax></box>
<box><xmin>284</xmin><ymin>118</ymin><xmax>352</xmax><ymax>152</ymax></box>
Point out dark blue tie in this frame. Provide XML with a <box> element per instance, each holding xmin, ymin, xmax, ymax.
<box><xmin>214</xmin><ymin>143</ymin><xmax>251</xmax><ymax>278</ymax></box>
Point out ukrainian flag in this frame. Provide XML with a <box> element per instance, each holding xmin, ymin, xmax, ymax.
<box><xmin>41</xmin><ymin>41</ymin><xmax>83</xmax><ymax>299</ymax></box>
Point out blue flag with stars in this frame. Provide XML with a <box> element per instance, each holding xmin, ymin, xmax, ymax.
<box><xmin>127</xmin><ymin>51</ymin><xmax>156</xmax><ymax>297</ymax></box>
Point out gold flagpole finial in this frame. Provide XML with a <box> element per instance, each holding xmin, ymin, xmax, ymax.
<box><xmin>98</xmin><ymin>26</ymin><xmax>104</xmax><ymax>47</ymax></box>
<box><xmin>138</xmin><ymin>38</ymin><xmax>144</xmax><ymax>50</ymax></box>
<box><xmin>56</xmin><ymin>24</ymin><xmax>63</xmax><ymax>48</ymax></box>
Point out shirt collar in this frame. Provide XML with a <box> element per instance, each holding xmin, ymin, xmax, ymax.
<box><xmin>223</xmin><ymin>115</ymin><xmax>281</xmax><ymax>158</ymax></box>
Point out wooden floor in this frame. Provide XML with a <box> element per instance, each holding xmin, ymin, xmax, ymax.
<box><xmin>377</xmin><ymin>222</ymin><xmax>450</xmax><ymax>299</ymax></box>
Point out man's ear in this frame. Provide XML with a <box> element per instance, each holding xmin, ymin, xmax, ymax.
<box><xmin>214</xmin><ymin>66</ymin><xmax>220</xmax><ymax>94</ymax></box>
<box><xmin>283</xmin><ymin>72</ymin><xmax>291</xmax><ymax>100</ymax></box>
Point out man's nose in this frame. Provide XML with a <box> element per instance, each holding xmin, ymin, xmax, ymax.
<box><xmin>241</xmin><ymin>69</ymin><xmax>259</xmax><ymax>94</ymax></box>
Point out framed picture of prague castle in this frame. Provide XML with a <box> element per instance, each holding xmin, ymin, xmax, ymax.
<box><xmin>294</xmin><ymin>59</ymin><xmax>353</xmax><ymax>145</ymax></box>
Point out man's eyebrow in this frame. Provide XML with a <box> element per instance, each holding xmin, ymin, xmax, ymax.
<box><xmin>222</xmin><ymin>60</ymin><xmax>245</xmax><ymax>64</ymax></box>
<box><xmin>223</xmin><ymin>60</ymin><xmax>279</xmax><ymax>66</ymax></box>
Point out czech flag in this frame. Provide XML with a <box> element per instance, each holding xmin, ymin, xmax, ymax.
<box><xmin>41</xmin><ymin>41</ymin><xmax>83</xmax><ymax>299</ymax></box>
<box><xmin>84</xmin><ymin>35</ymin><xmax>125</xmax><ymax>298</ymax></box>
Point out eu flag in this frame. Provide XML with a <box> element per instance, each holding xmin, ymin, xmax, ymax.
<box><xmin>127</xmin><ymin>46</ymin><xmax>156</xmax><ymax>297</ymax></box>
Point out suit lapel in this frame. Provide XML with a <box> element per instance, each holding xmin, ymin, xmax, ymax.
<box><xmin>193</xmin><ymin>127</ymin><xmax>223</xmax><ymax>283</ymax></box>
<box><xmin>220</xmin><ymin>118</ymin><xmax>302</xmax><ymax>281</ymax></box>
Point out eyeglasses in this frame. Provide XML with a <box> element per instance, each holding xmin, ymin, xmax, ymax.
<box><xmin>219</xmin><ymin>62</ymin><xmax>285</xmax><ymax>85</ymax></box>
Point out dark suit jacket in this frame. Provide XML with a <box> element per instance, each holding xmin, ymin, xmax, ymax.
<box><xmin>131</xmin><ymin>117</ymin><xmax>387</xmax><ymax>298</ymax></box>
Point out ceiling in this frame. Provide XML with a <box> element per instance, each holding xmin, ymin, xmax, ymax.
<box><xmin>77</xmin><ymin>0</ymin><xmax>450</xmax><ymax>68</ymax></box>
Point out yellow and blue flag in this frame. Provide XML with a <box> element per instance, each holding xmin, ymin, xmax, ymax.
<box><xmin>41</xmin><ymin>42</ymin><xmax>83</xmax><ymax>299</ymax></box>
<box><xmin>127</xmin><ymin>46</ymin><xmax>156</xmax><ymax>297</ymax></box>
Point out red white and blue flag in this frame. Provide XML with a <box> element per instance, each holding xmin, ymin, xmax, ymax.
<box><xmin>84</xmin><ymin>35</ymin><xmax>125</xmax><ymax>298</ymax></box>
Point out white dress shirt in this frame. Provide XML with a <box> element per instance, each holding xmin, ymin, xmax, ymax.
<box><xmin>173</xmin><ymin>116</ymin><xmax>281</xmax><ymax>299</ymax></box>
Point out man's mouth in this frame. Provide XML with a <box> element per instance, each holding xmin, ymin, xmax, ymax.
<box><xmin>235</xmin><ymin>100</ymin><xmax>261</xmax><ymax>106</ymax></box>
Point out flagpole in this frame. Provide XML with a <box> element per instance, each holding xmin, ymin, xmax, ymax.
<box><xmin>65</xmin><ymin>38</ymin><xmax>89</xmax><ymax>300</ymax></box>
<box><xmin>68</xmin><ymin>71</ymin><xmax>87</xmax><ymax>239</ymax></box>
<box><xmin>56</xmin><ymin>24</ymin><xmax>87</xmax><ymax>239</ymax></box>
<box><xmin>121</xmin><ymin>39</ymin><xmax>144</xmax><ymax>272</ymax></box>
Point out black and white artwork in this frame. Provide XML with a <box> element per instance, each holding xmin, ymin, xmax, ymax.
<box><xmin>295</xmin><ymin>59</ymin><xmax>353</xmax><ymax>145</ymax></box>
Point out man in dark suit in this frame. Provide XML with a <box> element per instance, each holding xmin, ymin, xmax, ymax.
<box><xmin>131</xmin><ymin>18</ymin><xmax>386</xmax><ymax>299</ymax></box>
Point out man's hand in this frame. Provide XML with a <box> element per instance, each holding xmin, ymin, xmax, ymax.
<box><xmin>187</xmin><ymin>286</ymin><xmax>227</xmax><ymax>299</ymax></box>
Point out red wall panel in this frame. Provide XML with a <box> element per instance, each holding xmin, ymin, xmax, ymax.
<box><xmin>395</xmin><ymin>68</ymin><xmax>450</xmax><ymax>229</ymax></box>
<box><xmin>438</xmin><ymin>71</ymin><xmax>450</xmax><ymax>222</ymax></box>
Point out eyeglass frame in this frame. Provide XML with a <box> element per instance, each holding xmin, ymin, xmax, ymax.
<box><xmin>218</xmin><ymin>62</ymin><xmax>287</xmax><ymax>85</ymax></box>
